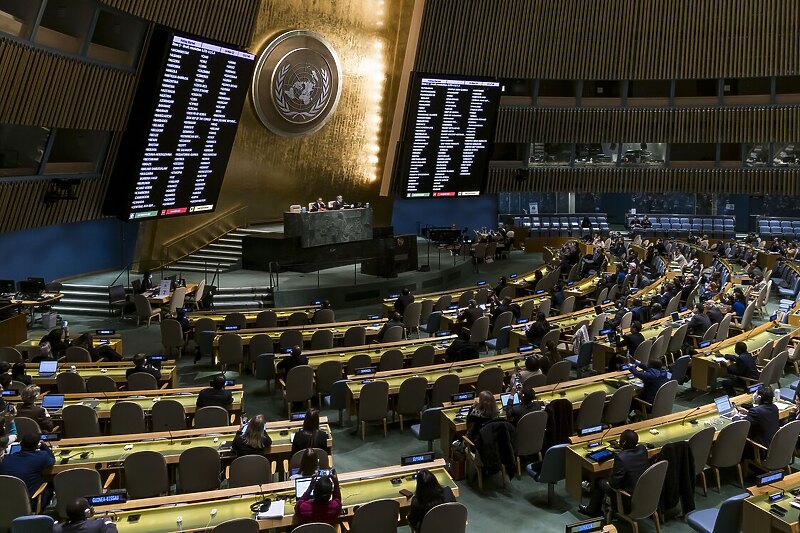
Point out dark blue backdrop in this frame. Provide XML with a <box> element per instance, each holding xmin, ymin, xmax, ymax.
<box><xmin>0</xmin><ymin>218</ymin><xmax>138</xmax><ymax>282</ymax></box>
<box><xmin>391</xmin><ymin>194</ymin><xmax>498</xmax><ymax>236</ymax></box>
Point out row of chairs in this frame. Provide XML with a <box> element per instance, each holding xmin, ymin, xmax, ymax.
<box><xmin>757</xmin><ymin>217</ymin><xmax>800</xmax><ymax>238</ymax></box>
<box><xmin>54</xmin><ymin>369</ymin><xmax>161</xmax><ymax>394</ymax></box>
<box><xmin>513</xmin><ymin>215</ymin><xmax>610</xmax><ymax>236</ymax></box>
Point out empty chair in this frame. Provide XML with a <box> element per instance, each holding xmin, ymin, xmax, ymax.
<box><xmin>604</xmin><ymin>384</ymin><xmax>634</xmax><ymax>426</ymax></box>
<box><xmin>688</xmin><ymin>426</ymin><xmax>715</xmax><ymax>496</ymax></box>
<box><xmin>395</xmin><ymin>376</ymin><xmax>428</xmax><ymax>431</ymax></box>
<box><xmin>347</xmin><ymin>353</ymin><xmax>372</xmax><ymax>375</ymax></box>
<box><xmin>0</xmin><ymin>475</ymin><xmax>35</xmax><ymax>527</ymax></box>
<box><xmin>312</xmin><ymin>308</ymin><xmax>335</xmax><ymax>324</ymax></box>
<box><xmin>618</xmin><ymin>311</ymin><xmax>633</xmax><ymax>331</ymax></box>
<box><xmin>419</xmin><ymin>311</ymin><xmax>442</xmax><ymax>336</ymax></box>
<box><xmin>212</xmin><ymin>518</ymin><xmax>260</xmax><ymax>533</ymax></box>
<box><xmin>751</xmin><ymin>420</ymin><xmax>800</xmax><ymax>472</ymax></box>
<box><xmin>358</xmin><ymin>380</ymin><xmax>389</xmax><ymax>439</ymax></box>
<box><xmin>53</xmin><ymin>468</ymin><xmax>107</xmax><ymax>519</ymax></box>
<box><xmin>411</xmin><ymin>345</ymin><xmax>435</xmax><ymax>367</ymax></box>
<box><xmin>0</xmin><ymin>347</ymin><xmax>22</xmax><ymax>363</ymax></box>
<box><xmin>469</xmin><ymin>316</ymin><xmax>490</xmax><ymax>347</ymax></box>
<box><xmin>195</xmin><ymin>406</ymin><xmax>230</xmax><ymax>428</ymax></box>
<box><xmin>349</xmin><ymin>498</ymin><xmax>399</xmax><ymax>533</ymax></box>
<box><xmin>227</xmin><ymin>455</ymin><xmax>273</xmax><ymax>488</ymax></box>
<box><xmin>576</xmin><ymin>390</ymin><xmax>606</xmax><ymax>430</ymax></box>
<box><xmin>279</xmin><ymin>329</ymin><xmax>303</xmax><ymax>350</ymax></box>
<box><xmin>403</xmin><ymin>302</ymin><xmax>423</xmax><ymax>337</ymax></box>
<box><xmin>715</xmin><ymin>313</ymin><xmax>732</xmax><ymax>342</ymax></box>
<box><xmin>525</xmin><ymin>443</ymin><xmax>567</xmax><ymax>504</ymax></box>
<box><xmin>637</xmin><ymin>379</ymin><xmax>677</xmax><ymax>419</ymax></box>
<box><xmin>286</xmin><ymin>312</ymin><xmax>308</xmax><ymax>326</ymax></box>
<box><xmin>167</xmin><ymin>286</ymin><xmax>187</xmax><ymax>315</ymax></box>
<box><xmin>686</xmin><ymin>493</ymin><xmax>748</xmax><ymax>533</ymax></box>
<box><xmin>560</xmin><ymin>295</ymin><xmax>576</xmax><ymax>314</ymax></box>
<box><xmin>56</xmin><ymin>372</ymin><xmax>86</xmax><ymax>394</ymax></box>
<box><xmin>519</xmin><ymin>299</ymin><xmax>535</xmax><ymax>320</ymax></box>
<box><xmin>457</xmin><ymin>290</ymin><xmax>474</xmax><ymax>308</ymax></box>
<box><xmin>379</xmin><ymin>349</ymin><xmax>404</xmax><ymax>371</ymax></box>
<box><xmin>310</xmin><ymin>329</ymin><xmax>334</xmax><ymax>350</ymax></box>
<box><xmin>523</xmin><ymin>373</ymin><xmax>547</xmax><ymax>389</ymax></box>
<box><xmin>514</xmin><ymin>411</ymin><xmax>547</xmax><ymax>476</ymax></box>
<box><xmin>342</xmin><ymin>326</ymin><xmax>366</xmax><ymax>347</ymax></box>
<box><xmin>124</xmin><ymin>451</ymin><xmax>170</xmax><ymax>499</ymax></box>
<box><xmin>10</xmin><ymin>515</ymin><xmax>55</xmax><ymax>533</ymax></box>
<box><xmin>315</xmin><ymin>360</ymin><xmax>343</xmax><ymax>406</ymax></box>
<box><xmin>151</xmin><ymin>399</ymin><xmax>187</xmax><ymax>431</ymax></box>
<box><xmin>411</xmin><ymin>407</ymin><xmax>443</xmax><ymax>452</ymax></box>
<box><xmin>179</xmin><ymin>446</ymin><xmax>221</xmax><ymax>493</ymax></box>
<box><xmin>545</xmin><ymin>360</ymin><xmax>571</xmax><ymax>385</ymax></box>
<box><xmin>110</xmin><ymin>401</ymin><xmax>146</xmax><ymax>435</ymax></box>
<box><xmin>160</xmin><ymin>319</ymin><xmax>185</xmax><ymax>358</ymax></box>
<box><xmin>476</xmin><ymin>366</ymin><xmax>504</xmax><ymax>394</ymax></box>
<box><xmin>433</xmin><ymin>295</ymin><xmax>452</xmax><ymax>311</ymax></box>
<box><xmin>13</xmin><ymin>417</ymin><xmax>40</xmax><ymax>439</ymax></box>
<box><xmin>419</xmin><ymin>502</ymin><xmax>468</xmax><ymax>533</ymax></box>
<box><xmin>430</xmin><ymin>374</ymin><xmax>460</xmax><ymax>407</ymax></box>
<box><xmin>255</xmin><ymin>353</ymin><xmax>276</xmax><ymax>393</ymax></box>
<box><xmin>382</xmin><ymin>326</ymin><xmax>404</xmax><ymax>343</ymax></box>
<box><xmin>64</xmin><ymin>346</ymin><xmax>91</xmax><ymax>363</ymax></box>
<box><xmin>485</xmin><ymin>325</ymin><xmax>511</xmax><ymax>354</ymax></box>
<box><xmin>610</xmin><ymin>460</ymin><xmax>669</xmax><ymax>533</ymax></box>
<box><xmin>419</xmin><ymin>299</ymin><xmax>435</xmax><ymax>326</ymax></box>
<box><xmin>223</xmin><ymin>313</ymin><xmax>247</xmax><ymax>329</ymax></box>
<box><xmin>708</xmin><ymin>419</ymin><xmax>750</xmax><ymax>491</ymax></box>
<box><xmin>86</xmin><ymin>375</ymin><xmax>116</xmax><ymax>393</ymax></box>
<box><xmin>255</xmin><ymin>310</ymin><xmax>278</xmax><ymax>328</ymax></box>
<box><xmin>127</xmin><ymin>372</ymin><xmax>158</xmax><ymax>391</ymax></box>
<box><xmin>669</xmin><ymin>355</ymin><xmax>691</xmax><ymax>385</ymax></box>
<box><xmin>61</xmin><ymin>404</ymin><xmax>100</xmax><ymax>438</ymax></box>
<box><xmin>326</xmin><ymin>379</ymin><xmax>351</xmax><ymax>426</ymax></box>
<box><xmin>247</xmin><ymin>333</ymin><xmax>273</xmax><ymax>372</ymax></box>
<box><xmin>282</xmin><ymin>365</ymin><xmax>314</xmax><ymax>415</ymax></box>
<box><xmin>134</xmin><ymin>293</ymin><xmax>161</xmax><ymax>326</ymax></box>
<box><xmin>565</xmin><ymin>341</ymin><xmax>593</xmax><ymax>378</ymax></box>
<box><xmin>631</xmin><ymin>338</ymin><xmax>653</xmax><ymax>365</ymax></box>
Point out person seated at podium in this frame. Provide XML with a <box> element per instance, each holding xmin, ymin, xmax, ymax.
<box><xmin>197</xmin><ymin>374</ymin><xmax>233</xmax><ymax>409</ymax></box>
<box><xmin>310</xmin><ymin>198</ymin><xmax>327</xmax><ymax>212</ymax></box>
<box><xmin>331</xmin><ymin>195</ymin><xmax>347</xmax><ymax>210</ymax></box>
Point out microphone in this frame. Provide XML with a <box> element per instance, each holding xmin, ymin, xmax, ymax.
<box><xmin>551</xmin><ymin>381</ymin><xmax>566</xmax><ymax>397</ymax></box>
<box><xmin>595</xmin><ymin>425</ymin><xmax>613</xmax><ymax>448</ymax></box>
<box><xmin>163</xmin><ymin>424</ymin><xmax>174</xmax><ymax>445</ymax></box>
<box><xmin>679</xmin><ymin>405</ymin><xmax>703</xmax><ymax>425</ymax></box>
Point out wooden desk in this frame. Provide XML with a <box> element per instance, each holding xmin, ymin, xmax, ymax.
<box><xmin>187</xmin><ymin>305</ymin><xmax>321</xmax><ymax>328</ymax></box>
<box><xmin>0</xmin><ymin>313</ymin><xmax>27</xmax><ymax>347</ymax></box>
<box><xmin>94</xmin><ymin>460</ymin><xmax>457</xmax><ymax>532</ymax></box>
<box><xmin>438</xmin><ymin>371</ymin><xmax>629</xmax><ymax>456</ymax></box>
<box><xmin>509</xmin><ymin>303</ymin><xmax>617</xmax><ymax>352</ymax></box>
<box><xmin>144</xmin><ymin>284</ymin><xmax>197</xmax><ymax>305</ymax></box>
<box><xmin>691</xmin><ymin>321</ymin><xmax>799</xmax><ymax>391</ymax></box>
<box><xmin>31</xmin><ymin>362</ymin><xmax>177</xmax><ymax>389</ymax></box>
<box><xmin>10</xmin><ymin>293</ymin><xmax>63</xmax><ymax>325</ymax></box>
<box><xmin>48</xmin><ymin>418</ymin><xmax>331</xmax><ymax>475</ymax></box>
<box><xmin>743</xmin><ymin>470</ymin><xmax>800</xmax><ymax>533</ymax></box>
<box><xmin>437</xmin><ymin>293</ymin><xmax>550</xmax><ymax>332</ymax></box>
<box><xmin>564</xmin><ymin>393</ymin><xmax>795</xmax><ymax>501</ymax></box>
<box><xmin>16</xmin><ymin>334</ymin><xmax>123</xmax><ymax>359</ymax></box>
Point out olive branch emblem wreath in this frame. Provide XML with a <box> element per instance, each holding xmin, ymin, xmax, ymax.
<box><xmin>274</xmin><ymin>63</ymin><xmax>331</xmax><ymax>121</ymax></box>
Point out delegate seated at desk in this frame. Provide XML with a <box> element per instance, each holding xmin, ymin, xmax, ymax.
<box><xmin>310</xmin><ymin>198</ymin><xmax>327</xmax><ymax>212</ymax></box>
<box><xmin>126</xmin><ymin>354</ymin><xmax>161</xmax><ymax>381</ymax></box>
<box><xmin>331</xmin><ymin>195</ymin><xmax>347</xmax><ymax>210</ymax></box>
<box><xmin>719</xmin><ymin>341</ymin><xmax>758</xmax><ymax>396</ymax></box>
<box><xmin>197</xmin><ymin>374</ymin><xmax>233</xmax><ymax>409</ymax></box>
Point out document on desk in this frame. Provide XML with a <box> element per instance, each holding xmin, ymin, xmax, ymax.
<box><xmin>258</xmin><ymin>499</ymin><xmax>285</xmax><ymax>519</ymax></box>
<box><xmin>712</xmin><ymin>357</ymin><xmax>727</xmax><ymax>363</ymax></box>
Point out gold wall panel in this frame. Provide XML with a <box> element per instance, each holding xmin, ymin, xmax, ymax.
<box><xmin>136</xmin><ymin>0</ymin><xmax>417</xmax><ymax>262</ymax></box>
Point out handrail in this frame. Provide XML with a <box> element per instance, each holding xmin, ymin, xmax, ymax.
<box><xmin>162</xmin><ymin>205</ymin><xmax>249</xmax><ymax>263</ymax></box>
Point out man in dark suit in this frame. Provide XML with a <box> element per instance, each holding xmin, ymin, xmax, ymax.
<box><xmin>580</xmin><ymin>429</ymin><xmax>651</xmax><ymax>516</ymax></box>
<box><xmin>276</xmin><ymin>346</ymin><xmax>308</xmax><ymax>378</ymax></box>
<box><xmin>686</xmin><ymin>303</ymin><xmax>712</xmax><ymax>336</ymax></box>
<box><xmin>197</xmin><ymin>374</ymin><xmax>233</xmax><ymax>409</ymax></box>
<box><xmin>739</xmin><ymin>385</ymin><xmax>780</xmax><ymax>451</ymax></box>
<box><xmin>705</xmin><ymin>303</ymin><xmax>724</xmax><ymax>324</ymax></box>
<box><xmin>525</xmin><ymin>311</ymin><xmax>551</xmax><ymax>346</ymax></box>
<box><xmin>631</xmin><ymin>359</ymin><xmax>670</xmax><ymax>405</ymax></box>
<box><xmin>126</xmin><ymin>353</ymin><xmax>161</xmax><ymax>381</ymax></box>
<box><xmin>457</xmin><ymin>300</ymin><xmax>484</xmax><ymax>331</ymax></box>
<box><xmin>445</xmin><ymin>328</ymin><xmax>478</xmax><ymax>362</ymax></box>
<box><xmin>54</xmin><ymin>498</ymin><xmax>118</xmax><ymax>533</ymax></box>
<box><xmin>331</xmin><ymin>195</ymin><xmax>346</xmax><ymax>210</ymax></box>
<box><xmin>310</xmin><ymin>197</ymin><xmax>327</xmax><ymax>212</ymax></box>
<box><xmin>377</xmin><ymin>312</ymin><xmax>405</xmax><ymax>342</ymax></box>
<box><xmin>609</xmin><ymin>321</ymin><xmax>645</xmax><ymax>371</ymax></box>
<box><xmin>394</xmin><ymin>288</ymin><xmax>414</xmax><ymax>316</ymax></box>
<box><xmin>504</xmin><ymin>388</ymin><xmax>542</xmax><ymax>425</ymax></box>
<box><xmin>491</xmin><ymin>296</ymin><xmax>513</xmax><ymax>323</ymax></box>
<box><xmin>720</xmin><ymin>341</ymin><xmax>758</xmax><ymax>395</ymax></box>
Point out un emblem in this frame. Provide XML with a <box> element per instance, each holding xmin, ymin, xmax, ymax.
<box><xmin>251</xmin><ymin>31</ymin><xmax>342</xmax><ymax>137</ymax></box>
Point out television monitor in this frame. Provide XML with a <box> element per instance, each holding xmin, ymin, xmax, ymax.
<box><xmin>399</xmin><ymin>74</ymin><xmax>501</xmax><ymax>198</ymax></box>
<box><xmin>104</xmin><ymin>30</ymin><xmax>256</xmax><ymax>221</ymax></box>
<box><xmin>18</xmin><ymin>280</ymin><xmax>42</xmax><ymax>295</ymax></box>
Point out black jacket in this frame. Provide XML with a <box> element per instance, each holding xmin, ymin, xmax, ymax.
<box><xmin>125</xmin><ymin>366</ymin><xmax>161</xmax><ymax>380</ymax></box>
<box><xmin>276</xmin><ymin>354</ymin><xmax>309</xmax><ymax>376</ymax></box>
<box><xmin>706</xmin><ymin>307</ymin><xmax>724</xmax><ymax>324</ymax></box>
<box><xmin>654</xmin><ymin>440</ymin><xmax>695</xmax><ymax>514</ymax></box>
<box><xmin>617</xmin><ymin>332</ymin><xmax>645</xmax><ymax>356</ymax></box>
<box><xmin>54</xmin><ymin>519</ymin><xmax>118</xmax><ymax>533</ymax></box>
<box><xmin>609</xmin><ymin>444</ymin><xmax>650</xmax><ymax>491</ymax></box>
<box><xmin>232</xmin><ymin>432</ymin><xmax>273</xmax><ymax>457</ymax></box>
<box><xmin>291</xmin><ymin>429</ymin><xmax>330</xmax><ymax>455</ymax></box>
<box><xmin>407</xmin><ymin>486</ymin><xmax>455</xmax><ymax>532</ymax></box>
<box><xmin>745</xmin><ymin>403</ymin><xmax>780</xmax><ymax>449</ymax></box>
<box><xmin>445</xmin><ymin>338</ymin><xmax>478</xmax><ymax>362</ymax></box>
<box><xmin>196</xmin><ymin>387</ymin><xmax>233</xmax><ymax>409</ymax></box>
<box><xmin>687</xmin><ymin>312</ymin><xmax>711</xmax><ymax>336</ymax></box>
<box><xmin>459</xmin><ymin>307</ymin><xmax>484</xmax><ymax>329</ymax></box>
<box><xmin>505</xmin><ymin>400</ymin><xmax>543</xmax><ymax>425</ymax></box>
<box><xmin>725</xmin><ymin>352</ymin><xmax>758</xmax><ymax>380</ymax></box>
<box><xmin>394</xmin><ymin>294</ymin><xmax>415</xmax><ymax>315</ymax></box>
<box><xmin>475</xmin><ymin>419</ymin><xmax>516</xmax><ymax>476</ymax></box>
<box><xmin>544</xmin><ymin>398</ymin><xmax>573</xmax><ymax>450</ymax></box>
<box><xmin>525</xmin><ymin>319</ymin><xmax>551</xmax><ymax>346</ymax></box>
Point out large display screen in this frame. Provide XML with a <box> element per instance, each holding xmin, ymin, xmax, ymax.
<box><xmin>400</xmin><ymin>74</ymin><xmax>501</xmax><ymax>198</ymax></box>
<box><xmin>104</xmin><ymin>31</ymin><xmax>255</xmax><ymax>220</ymax></box>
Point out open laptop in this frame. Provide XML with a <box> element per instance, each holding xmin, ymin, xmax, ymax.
<box><xmin>714</xmin><ymin>395</ymin><xmax>736</xmax><ymax>419</ymax></box>
<box><xmin>38</xmin><ymin>360</ymin><xmax>58</xmax><ymax>378</ymax></box>
<box><xmin>41</xmin><ymin>394</ymin><xmax>65</xmax><ymax>414</ymax></box>
<box><xmin>295</xmin><ymin>477</ymin><xmax>313</xmax><ymax>498</ymax></box>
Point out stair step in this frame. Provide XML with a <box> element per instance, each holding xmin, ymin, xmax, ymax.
<box><xmin>61</xmin><ymin>284</ymin><xmax>108</xmax><ymax>291</ymax></box>
<box><xmin>217</xmin><ymin>237</ymin><xmax>243</xmax><ymax>244</ymax></box>
<box><xmin>186</xmin><ymin>254</ymin><xmax>238</xmax><ymax>262</ymax></box>
<box><xmin>54</xmin><ymin>298</ymin><xmax>111</xmax><ymax>306</ymax></box>
<box><xmin>215</xmin><ymin>286</ymin><xmax>272</xmax><ymax>294</ymax></box>
<box><xmin>173</xmin><ymin>259</ymin><xmax>235</xmax><ymax>268</ymax></box>
<box><xmin>51</xmin><ymin>306</ymin><xmax>114</xmax><ymax>316</ymax></box>
<box><xmin>60</xmin><ymin>290</ymin><xmax>109</xmax><ymax>298</ymax></box>
<box><xmin>204</xmin><ymin>246</ymin><xmax>241</xmax><ymax>255</ymax></box>
<box><xmin>211</xmin><ymin>301</ymin><xmax>265</xmax><ymax>310</ymax></box>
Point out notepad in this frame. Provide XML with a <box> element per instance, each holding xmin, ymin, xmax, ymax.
<box><xmin>257</xmin><ymin>499</ymin><xmax>285</xmax><ymax>519</ymax></box>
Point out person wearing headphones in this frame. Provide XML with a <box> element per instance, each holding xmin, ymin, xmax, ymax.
<box><xmin>738</xmin><ymin>384</ymin><xmax>780</xmax><ymax>455</ymax></box>
<box><xmin>294</xmin><ymin>470</ymin><xmax>342</xmax><ymax>526</ymax></box>
<box><xmin>54</xmin><ymin>497</ymin><xmax>118</xmax><ymax>532</ymax></box>
<box><xmin>196</xmin><ymin>374</ymin><xmax>233</xmax><ymax>409</ymax></box>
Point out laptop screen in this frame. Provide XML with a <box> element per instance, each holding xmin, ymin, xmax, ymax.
<box><xmin>295</xmin><ymin>477</ymin><xmax>313</xmax><ymax>498</ymax></box>
<box><xmin>41</xmin><ymin>395</ymin><xmax>65</xmax><ymax>409</ymax></box>
<box><xmin>38</xmin><ymin>360</ymin><xmax>58</xmax><ymax>374</ymax></box>
<box><xmin>671</xmin><ymin>312</ymin><xmax>680</xmax><ymax>322</ymax></box>
<box><xmin>714</xmin><ymin>395</ymin><xmax>732</xmax><ymax>415</ymax></box>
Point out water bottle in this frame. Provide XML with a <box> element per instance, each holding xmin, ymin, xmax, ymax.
<box><xmin>62</xmin><ymin>320</ymin><xmax>69</xmax><ymax>344</ymax></box>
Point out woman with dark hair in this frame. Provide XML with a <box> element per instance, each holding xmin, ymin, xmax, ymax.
<box><xmin>407</xmin><ymin>468</ymin><xmax>456</xmax><ymax>531</ymax></box>
<box><xmin>232</xmin><ymin>415</ymin><xmax>273</xmax><ymax>457</ymax></box>
<box><xmin>290</xmin><ymin>448</ymin><xmax>320</xmax><ymax>480</ymax></box>
<box><xmin>11</xmin><ymin>362</ymin><xmax>31</xmax><ymax>386</ymax></box>
<box><xmin>291</xmin><ymin>409</ymin><xmax>329</xmax><ymax>454</ymax></box>
<box><xmin>73</xmin><ymin>333</ymin><xmax>122</xmax><ymax>362</ymax></box>
<box><xmin>294</xmin><ymin>471</ymin><xmax>342</xmax><ymax>526</ymax></box>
